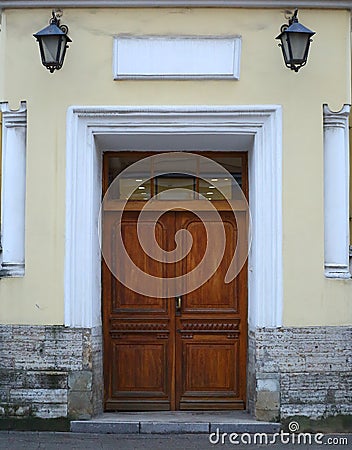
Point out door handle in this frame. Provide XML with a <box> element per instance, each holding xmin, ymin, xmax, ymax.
<box><xmin>176</xmin><ymin>296</ymin><xmax>182</xmax><ymax>314</ymax></box>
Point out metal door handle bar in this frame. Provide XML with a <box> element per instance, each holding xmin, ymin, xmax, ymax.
<box><xmin>176</xmin><ymin>296</ymin><xmax>182</xmax><ymax>313</ymax></box>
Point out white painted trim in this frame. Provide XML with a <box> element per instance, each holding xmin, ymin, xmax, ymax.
<box><xmin>65</xmin><ymin>105</ymin><xmax>283</xmax><ymax>330</ymax></box>
<box><xmin>113</xmin><ymin>36</ymin><xmax>241</xmax><ymax>80</ymax></box>
<box><xmin>1</xmin><ymin>1</ymin><xmax>351</xmax><ymax>9</ymax></box>
<box><xmin>0</xmin><ymin>102</ymin><xmax>27</xmax><ymax>278</ymax></box>
<box><xmin>323</xmin><ymin>104</ymin><xmax>351</xmax><ymax>279</ymax></box>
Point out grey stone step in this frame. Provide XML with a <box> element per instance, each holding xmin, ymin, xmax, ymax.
<box><xmin>70</xmin><ymin>412</ymin><xmax>281</xmax><ymax>434</ymax></box>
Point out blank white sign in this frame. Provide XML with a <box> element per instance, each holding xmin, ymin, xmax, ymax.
<box><xmin>113</xmin><ymin>36</ymin><xmax>242</xmax><ymax>80</ymax></box>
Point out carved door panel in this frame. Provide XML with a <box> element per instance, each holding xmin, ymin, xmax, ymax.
<box><xmin>175</xmin><ymin>211</ymin><xmax>247</xmax><ymax>410</ymax></box>
<box><xmin>103</xmin><ymin>211</ymin><xmax>176</xmax><ymax>411</ymax></box>
<box><xmin>103</xmin><ymin>210</ymin><xmax>247</xmax><ymax>411</ymax></box>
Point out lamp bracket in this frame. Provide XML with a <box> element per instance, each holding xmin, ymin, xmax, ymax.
<box><xmin>60</xmin><ymin>24</ymin><xmax>69</xmax><ymax>34</ymax></box>
<box><xmin>280</xmin><ymin>9</ymin><xmax>298</xmax><ymax>33</ymax></box>
<box><xmin>50</xmin><ymin>9</ymin><xmax>63</xmax><ymax>26</ymax></box>
<box><xmin>289</xmin><ymin>9</ymin><xmax>299</xmax><ymax>25</ymax></box>
<box><xmin>52</xmin><ymin>9</ymin><xmax>63</xmax><ymax>21</ymax></box>
<box><xmin>49</xmin><ymin>9</ymin><xmax>69</xmax><ymax>35</ymax></box>
<box><xmin>284</xmin><ymin>10</ymin><xmax>293</xmax><ymax>20</ymax></box>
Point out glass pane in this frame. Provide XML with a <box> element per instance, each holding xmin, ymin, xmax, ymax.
<box><xmin>107</xmin><ymin>155</ymin><xmax>152</xmax><ymax>200</ymax></box>
<box><xmin>280</xmin><ymin>34</ymin><xmax>290</xmax><ymax>64</ymax></box>
<box><xmin>58</xmin><ymin>37</ymin><xmax>67</xmax><ymax>65</ymax></box>
<box><xmin>289</xmin><ymin>33</ymin><xmax>309</xmax><ymax>62</ymax></box>
<box><xmin>155</xmin><ymin>175</ymin><xmax>195</xmax><ymax>200</ymax></box>
<box><xmin>198</xmin><ymin>156</ymin><xmax>243</xmax><ymax>200</ymax></box>
<box><xmin>119</xmin><ymin>178</ymin><xmax>152</xmax><ymax>200</ymax></box>
<box><xmin>153</xmin><ymin>154</ymin><xmax>198</xmax><ymax>178</ymax></box>
<box><xmin>210</xmin><ymin>156</ymin><xmax>243</xmax><ymax>188</ymax></box>
<box><xmin>199</xmin><ymin>178</ymin><xmax>232</xmax><ymax>200</ymax></box>
<box><xmin>41</xmin><ymin>36</ymin><xmax>60</xmax><ymax>63</ymax></box>
<box><xmin>106</xmin><ymin>154</ymin><xmax>244</xmax><ymax>201</ymax></box>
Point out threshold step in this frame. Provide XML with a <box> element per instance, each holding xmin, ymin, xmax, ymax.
<box><xmin>70</xmin><ymin>411</ymin><xmax>281</xmax><ymax>434</ymax></box>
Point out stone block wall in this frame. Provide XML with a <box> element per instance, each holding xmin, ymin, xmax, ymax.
<box><xmin>0</xmin><ymin>325</ymin><xmax>103</xmax><ymax>420</ymax></box>
<box><xmin>248</xmin><ymin>326</ymin><xmax>352</xmax><ymax>421</ymax></box>
<box><xmin>0</xmin><ymin>324</ymin><xmax>351</xmax><ymax>422</ymax></box>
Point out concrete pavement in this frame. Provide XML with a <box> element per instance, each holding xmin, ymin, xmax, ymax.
<box><xmin>0</xmin><ymin>431</ymin><xmax>350</xmax><ymax>450</ymax></box>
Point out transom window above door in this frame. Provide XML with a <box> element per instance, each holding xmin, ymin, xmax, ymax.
<box><xmin>104</xmin><ymin>152</ymin><xmax>247</xmax><ymax>202</ymax></box>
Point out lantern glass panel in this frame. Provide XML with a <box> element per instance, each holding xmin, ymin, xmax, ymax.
<box><xmin>41</xmin><ymin>35</ymin><xmax>61</xmax><ymax>64</ymax></box>
<box><xmin>58</xmin><ymin>36</ymin><xmax>68</xmax><ymax>65</ymax></box>
<box><xmin>280</xmin><ymin>33</ymin><xmax>290</xmax><ymax>64</ymax></box>
<box><xmin>289</xmin><ymin>32</ymin><xmax>310</xmax><ymax>62</ymax></box>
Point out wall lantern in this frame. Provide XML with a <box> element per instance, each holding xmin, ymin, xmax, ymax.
<box><xmin>276</xmin><ymin>9</ymin><xmax>315</xmax><ymax>72</ymax></box>
<box><xmin>33</xmin><ymin>10</ymin><xmax>72</xmax><ymax>73</ymax></box>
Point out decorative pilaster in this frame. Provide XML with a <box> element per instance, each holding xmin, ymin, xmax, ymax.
<box><xmin>0</xmin><ymin>102</ymin><xmax>27</xmax><ymax>277</ymax></box>
<box><xmin>323</xmin><ymin>104</ymin><xmax>351</xmax><ymax>278</ymax></box>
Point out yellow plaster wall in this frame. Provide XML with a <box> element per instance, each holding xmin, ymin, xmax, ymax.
<box><xmin>0</xmin><ymin>8</ymin><xmax>351</xmax><ymax>326</ymax></box>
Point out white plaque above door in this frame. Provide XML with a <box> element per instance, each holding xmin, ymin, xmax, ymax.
<box><xmin>113</xmin><ymin>35</ymin><xmax>242</xmax><ymax>80</ymax></box>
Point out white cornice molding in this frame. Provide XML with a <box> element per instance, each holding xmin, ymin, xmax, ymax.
<box><xmin>0</xmin><ymin>1</ymin><xmax>351</xmax><ymax>9</ymax></box>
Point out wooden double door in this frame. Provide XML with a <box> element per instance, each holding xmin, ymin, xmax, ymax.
<box><xmin>103</xmin><ymin>206</ymin><xmax>247</xmax><ymax>411</ymax></box>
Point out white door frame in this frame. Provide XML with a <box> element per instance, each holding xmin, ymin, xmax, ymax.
<box><xmin>64</xmin><ymin>105</ymin><xmax>283</xmax><ymax>330</ymax></box>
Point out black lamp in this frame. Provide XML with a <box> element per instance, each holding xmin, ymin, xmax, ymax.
<box><xmin>276</xmin><ymin>10</ymin><xmax>315</xmax><ymax>72</ymax></box>
<box><xmin>33</xmin><ymin>11</ymin><xmax>72</xmax><ymax>73</ymax></box>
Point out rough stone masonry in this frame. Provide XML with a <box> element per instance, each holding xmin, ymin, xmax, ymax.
<box><xmin>0</xmin><ymin>325</ymin><xmax>103</xmax><ymax>420</ymax></box>
<box><xmin>0</xmin><ymin>324</ymin><xmax>351</xmax><ymax>422</ymax></box>
<box><xmin>248</xmin><ymin>326</ymin><xmax>352</xmax><ymax>422</ymax></box>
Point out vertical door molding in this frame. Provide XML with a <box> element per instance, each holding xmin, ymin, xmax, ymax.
<box><xmin>65</xmin><ymin>110</ymin><xmax>101</xmax><ymax>327</ymax></box>
<box><xmin>323</xmin><ymin>104</ymin><xmax>351</xmax><ymax>278</ymax></box>
<box><xmin>0</xmin><ymin>102</ymin><xmax>27</xmax><ymax>277</ymax></box>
